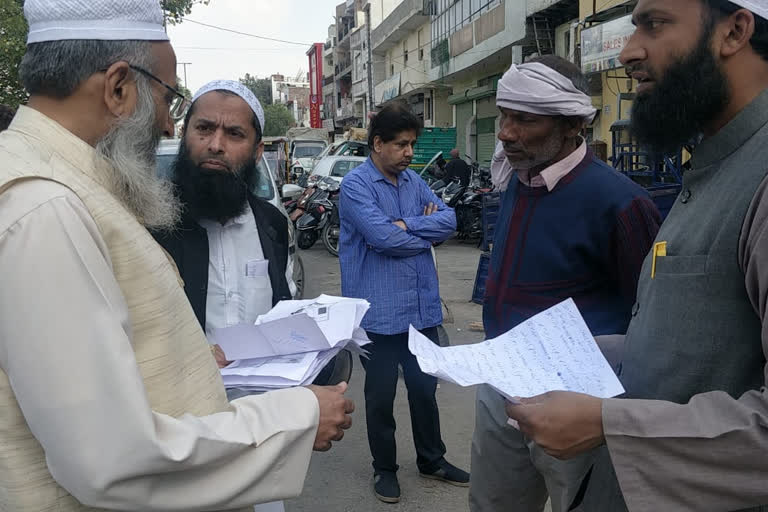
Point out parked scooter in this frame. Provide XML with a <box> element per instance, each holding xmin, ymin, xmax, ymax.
<box><xmin>321</xmin><ymin>194</ymin><xmax>340</xmax><ymax>257</ymax></box>
<box><xmin>296</xmin><ymin>177</ymin><xmax>339</xmax><ymax>250</ymax></box>
<box><xmin>289</xmin><ymin>182</ymin><xmax>319</xmax><ymax>227</ymax></box>
<box><xmin>454</xmin><ymin>187</ymin><xmax>484</xmax><ymax>240</ymax></box>
<box><xmin>442</xmin><ymin>157</ymin><xmax>492</xmax><ymax>241</ymax></box>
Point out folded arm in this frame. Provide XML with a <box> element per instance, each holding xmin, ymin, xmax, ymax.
<box><xmin>339</xmin><ymin>175</ymin><xmax>431</xmax><ymax>257</ymax></box>
<box><xmin>400</xmin><ymin>178</ymin><xmax>457</xmax><ymax>243</ymax></box>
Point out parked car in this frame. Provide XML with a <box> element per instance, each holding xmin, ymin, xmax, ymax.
<box><xmin>155</xmin><ymin>138</ymin><xmax>305</xmax><ymax>298</ymax></box>
<box><xmin>290</xmin><ymin>140</ymin><xmax>327</xmax><ymax>177</ymax></box>
<box><xmin>308</xmin><ymin>155</ymin><xmax>367</xmax><ymax>185</ymax></box>
<box><xmin>309</xmin><ymin>140</ymin><xmax>369</xmax><ymax>172</ymax></box>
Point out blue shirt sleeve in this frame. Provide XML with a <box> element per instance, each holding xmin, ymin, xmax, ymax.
<box><xmin>401</xmin><ymin>174</ymin><xmax>457</xmax><ymax>243</ymax></box>
<box><xmin>340</xmin><ymin>174</ymin><xmax>432</xmax><ymax>257</ymax></box>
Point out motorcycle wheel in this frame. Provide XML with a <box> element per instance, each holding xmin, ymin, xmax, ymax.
<box><xmin>297</xmin><ymin>229</ymin><xmax>317</xmax><ymax>250</ymax></box>
<box><xmin>321</xmin><ymin>222</ymin><xmax>340</xmax><ymax>257</ymax></box>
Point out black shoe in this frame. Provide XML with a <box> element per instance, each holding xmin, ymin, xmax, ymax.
<box><xmin>419</xmin><ymin>459</ymin><xmax>470</xmax><ymax>487</ymax></box>
<box><xmin>373</xmin><ymin>471</ymin><xmax>401</xmax><ymax>503</ymax></box>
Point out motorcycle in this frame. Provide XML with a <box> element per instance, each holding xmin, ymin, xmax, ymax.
<box><xmin>321</xmin><ymin>194</ymin><xmax>340</xmax><ymax>257</ymax></box>
<box><xmin>441</xmin><ymin>178</ymin><xmax>468</xmax><ymax>207</ymax></box>
<box><xmin>454</xmin><ymin>188</ymin><xmax>484</xmax><ymax>241</ymax></box>
<box><xmin>442</xmin><ymin>158</ymin><xmax>492</xmax><ymax>241</ymax></box>
<box><xmin>296</xmin><ymin>177</ymin><xmax>339</xmax><ymax>250</ymax></box>
<box><xmin>429</xmin><ymin>178</ymin><xmax>448</xmax><ymax>197</ymax></box>
<box><xmin>289</xmin><ymin>183</ymin><xmax>319</xmax><ymax>226</ymax></box>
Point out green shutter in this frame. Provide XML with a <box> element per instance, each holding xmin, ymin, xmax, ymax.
<box><xmin>455</xmin><ymin>102</ymin><xmax>473</xmax><ymax>158</ymax></box>
<box><xmin>476</xmin><ymin>116</ymin><xmax>497</xmax><ymax>165</ymax></box>
<box><xmin>475</xmin><ymin>96</ymin><xmax>497</xmax><ymax>119</ymax></box>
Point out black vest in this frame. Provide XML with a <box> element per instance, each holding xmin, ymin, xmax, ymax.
<box><xmin>153</xmin><ymin>195</ymin><xmax>293</xmax><ymax>331</ymax></box>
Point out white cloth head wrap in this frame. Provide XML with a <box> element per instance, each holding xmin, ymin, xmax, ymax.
<box><xmin>491</xmin><ymin>62</ymin><xmax>596</xmax><ymax>191</ymax></box>
<box><xmin>192</xmin><ymin>80</ymin><xmax>266</xmax><ymax>133</ymax></box>
<box><xmin>25</xmin><ymin>0</ymin><xmax>168</xmax><ymax>44</ymax></box>
<box><xmin>496</xmin><ymin>62</ymin><xmax>597</xmax><ymax>123</ymax></box>
<box><xmin>730</xmin><ymin>1</ymin><xmax>768</xmax><ymax>20</ymax></box>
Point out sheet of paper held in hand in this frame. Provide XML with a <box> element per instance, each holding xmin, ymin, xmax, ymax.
<box><xmin>209</xmin><ymin>295</ymin><xmax>371</xmax><ymax>361</ymax></box>
<box><xmin>408</xmin><ymin>299</ymin><xmax>624</xmax><ymax>403</ymax></box>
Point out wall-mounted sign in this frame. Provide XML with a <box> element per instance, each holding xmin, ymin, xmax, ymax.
<box><xmin>581</xmin><ymin>14</ymin><xmax>634</xmax><ymax>74</ymax></box>
<box><xmin>307</xmin><ymin>43</ymin><xmax>325</xmax><ymax>128</ymax></box>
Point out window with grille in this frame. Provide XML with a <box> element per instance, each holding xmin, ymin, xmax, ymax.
<box><xmin>430</xmin><ymin>0</ymin><xmax>501</xmax><ymax>67</ymax></box>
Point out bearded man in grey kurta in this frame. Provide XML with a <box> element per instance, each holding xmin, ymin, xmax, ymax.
<box><xmin>506</xmin><ymin>1</ymin><xmax>768</xmax><ymax>511</ymax></box>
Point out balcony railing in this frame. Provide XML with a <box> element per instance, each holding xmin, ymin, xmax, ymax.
<box><xmin>351</xmin><ymin>80</ymin><xmax>367</xmax><ymax>98</ymax></box>
<box><xmin>335</xmin><ymin>60</ymin><xmax>353</xmax><ymax>76</ymax></box>
<box><xmin>371</xmin><ymin>0</ymin><xmax>432</xmax><ymax>53</ymax></box>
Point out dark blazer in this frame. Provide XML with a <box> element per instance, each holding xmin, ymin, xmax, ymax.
<box><xmin>153</xmin><ymin>195</ymin><xmax>293</xmax><ymax>331</ymax></box>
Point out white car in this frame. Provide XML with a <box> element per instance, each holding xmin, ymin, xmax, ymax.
<box><xmin>155</xmin><ymin>138</ymin><xmax>304</xmax><ymax>298</ymax></box>
<box><xmin>308</xmin><ymin>155</ymin><xmax>367</xmax><ymax>185</ymax></box>
<box><xmin>290</xmin><ymin>140</ymin><xmax>327</xmax><ymax>175</ymax></box>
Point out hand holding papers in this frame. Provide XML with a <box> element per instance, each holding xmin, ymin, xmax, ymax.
<box><xmin>408</xmin><ymin>299</ymin><xmax>624</xmax><ymax>402</ymax></box>
<box><xmin>209</xmin><ymin>296</ymin><xmax>371</xmax><ymax>392</ymax></box>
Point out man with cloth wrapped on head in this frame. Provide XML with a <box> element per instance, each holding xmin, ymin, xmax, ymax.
<box><xmin>469</xmin><ymin>55</ymin><xmax>661</xmax><ymax>512</ymax></box>
<box><xmin>0</xmin><ymin>1</ymin><xmax>354</xmax><ymax>511</ymax></box>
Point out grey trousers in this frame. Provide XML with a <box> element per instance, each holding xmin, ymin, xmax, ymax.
<box><xmin>469</xmin><ymin>385</ymin><xmax>595</xmax><ymax>512</ymax></box>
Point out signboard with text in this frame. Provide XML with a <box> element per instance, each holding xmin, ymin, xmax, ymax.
<box><xmin>307</xmin><ymin>43</ymin><xmax>324</xmax><ymax>128</ymax></box>
<box><xmin>581</xmin><ymin>14</ymin><xmax>635</xmax><ymax>74</ymax></box>
<box><xmin>310</xmin><ymin>95</ymin><xmax>321</xmax><ymax>128</ymax></box>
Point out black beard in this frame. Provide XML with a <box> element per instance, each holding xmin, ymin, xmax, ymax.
<box><xmin>172</xmin><ymin>143</ymin><xmax>256</xmax><ymax>223</ymax></box>
<box><xmin>629</xmin><ymin>29</ymin><xmax>730</xmax><ymax>155</ymax></box>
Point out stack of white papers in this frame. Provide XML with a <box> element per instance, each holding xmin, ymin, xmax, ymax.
<box><xmin>408</xmin><ymin>299</ymin><xmax>624</xmax><ymax>402</ymax></box>
<box><xmin>210</xmin><ymin>295</ymin><xmax>371</xmax><ymax>392</ymax></box>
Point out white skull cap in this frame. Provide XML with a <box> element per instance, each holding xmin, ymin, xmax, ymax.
<box><xmin>25</xmin><ymin>0</ymin><xmax>169</xmax><ymax>44</ymax></box>
<box><xmin>192</xmin><ymin>80</ymin><xmax>266</xmax><ymax>133</ymax></box>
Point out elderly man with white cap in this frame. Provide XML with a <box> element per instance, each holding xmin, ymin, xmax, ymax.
<box><xmin>469</xmin><ymin>55</ymin><xmax>661</xmax><ymax>512</ymax></box>
<box><xmin>0</xmin><ymin>1</ymin><xmax>353</xmax><ymax>511</ymax></box>
<box><xmin>506</xmin><ymin>1</ymin><xmax>768</xmax><ymax>511</ymax></box>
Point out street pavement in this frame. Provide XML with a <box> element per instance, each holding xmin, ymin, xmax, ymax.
<box><xmin>285</xmin><ymin>239</ymin><xmax>486</xmax><ymax>512</ymax></box>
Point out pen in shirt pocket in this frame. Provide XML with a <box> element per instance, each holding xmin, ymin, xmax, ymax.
<box><xmin>650</xmin><ymin>241</ymin><xmax>667</xmax><ymax>279</ymax></box>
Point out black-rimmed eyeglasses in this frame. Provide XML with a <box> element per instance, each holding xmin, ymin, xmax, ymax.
<box><xmin>100</xmin><ymin>65</ymin><xmax>190</xmax><ymax>121</ymax></box>
<box><xmin>128</xmin><ymin>65</ymin><xmax>190</xmax><ymax>121</ymax></box>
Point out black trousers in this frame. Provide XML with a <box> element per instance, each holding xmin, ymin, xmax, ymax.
<box><xmin>361</xmin><ymin>326</ymin><xmax>447</xmax><ymax>474</ymax></box>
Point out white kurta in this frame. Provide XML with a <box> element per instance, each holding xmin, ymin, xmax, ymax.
<box><xmin>199</xmin><ymin>206</ymin><xmax>288</xmax><ymax>512</ymax></box>
<box><xmin>200</xmin><ymin>203</ymin><xmax>275</xmax><ymax>332</ymax></box>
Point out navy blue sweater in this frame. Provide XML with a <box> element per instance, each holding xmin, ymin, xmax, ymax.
<box><xmin>483</xmin><ymin>152</ymin><xmax>661</xmax><ymax>338</ymax></box>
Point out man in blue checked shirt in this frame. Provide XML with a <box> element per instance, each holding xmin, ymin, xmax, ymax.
<box><xmin>339</xmin><ymin>102</ymin><xmax>470</xmax><ymax>504</ymax></box>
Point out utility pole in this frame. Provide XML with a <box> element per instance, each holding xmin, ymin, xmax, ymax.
<box><xmin>365</xmin><ymin>4</ymin><xmax>374</xmax><ymax>117</ymax></box>
<box><xmin>178</xmin><ymin>62</ymin><xmax>192</xmax><ymax>89</ymax></box>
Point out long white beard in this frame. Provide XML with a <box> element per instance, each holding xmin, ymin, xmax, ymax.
<box><xmin>95</xmin><ymin>78</ymin><xmax>180</xmax><ymax>232</ymax></box>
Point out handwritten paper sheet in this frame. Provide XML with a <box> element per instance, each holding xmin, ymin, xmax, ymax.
<box><xmin>408</xmin><ymin>299</ymin><xmax>624</xmax><ymax>401</ymax></box>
